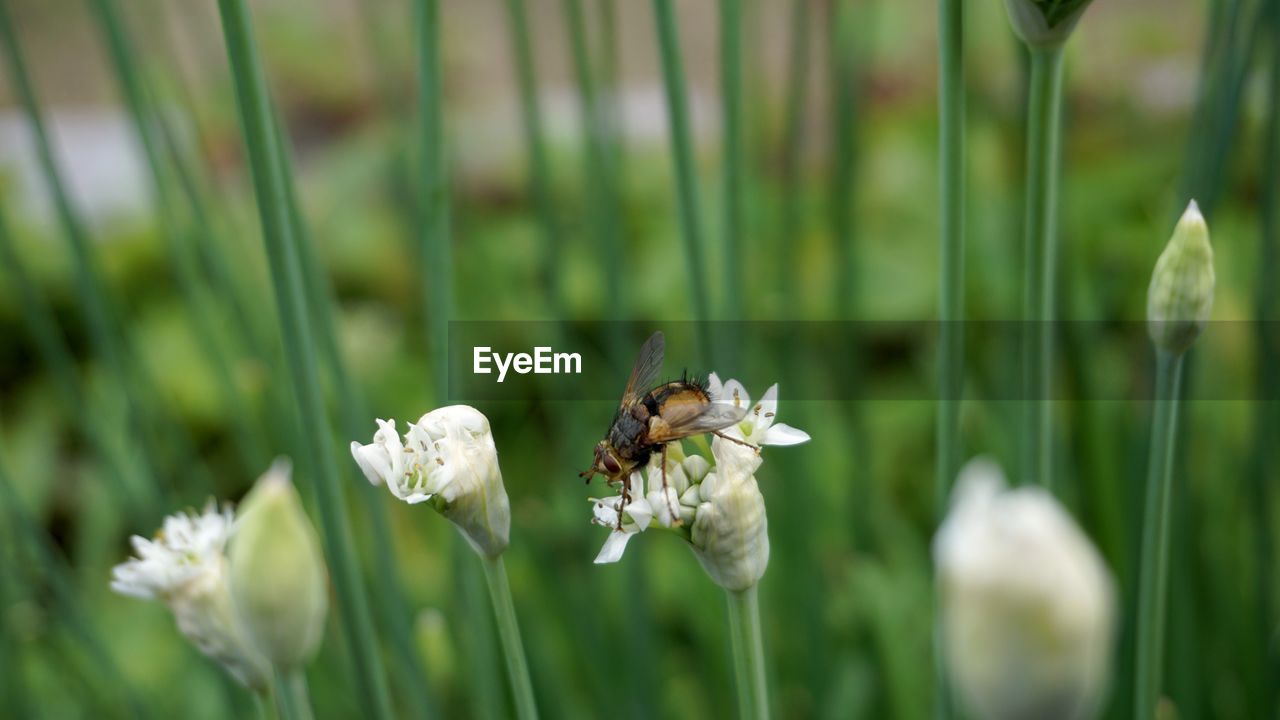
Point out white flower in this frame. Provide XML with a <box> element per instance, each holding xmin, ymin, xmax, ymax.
<box><xmin>591</xmin><ymin>473</ymin><xmax>653</xmax><ymax>563</ymax></box>
<box><xmin>689</xmin><ymin>438</ymin><xmax>771</xmax><ymax>591</ymax></box>
<box><xmin>111</xmin><ymin>503</ymin><xmax>269</xmax><ymax>690</ymax></box>
<box><xmin>708</xmin><ymin>374</ymin><xmax>811</xmax><ymax>448</ymax></box>
<box><xmin>590</xmin><ymin>379</ymin><xmax>808</xmax><ymax>593</ymax></box>
<box><xmin>351</xmin><ymin>405</ymin><xmax>511</xmax><ymax>558</ymax></box>
<box><xmin>935</xmin><ymin>458</ymin><xmax>1115</xmax><ymax>720</ymax></box>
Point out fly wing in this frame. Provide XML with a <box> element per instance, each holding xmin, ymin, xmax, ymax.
<box><xmin>644</xmin><ymin>388</ymin><xmax>748</xmax><ymax>443</ymax></box>
<box><xmin>619</xmin><ymin>331</ymin><xmax>665</xmax><ymax>406</ymax></box>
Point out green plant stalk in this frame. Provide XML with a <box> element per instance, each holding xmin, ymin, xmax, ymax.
<box><xmin>270</xmin><ymin>115</ymin><xmax>440</xmax><ymax>720</ymax></box>
<box><xmin>0</xmin><ymin>205</ymin><xmax>154</xmax><ymax>516</ymax></box>
<box><xmin>87</xmin><ymin>0</ymin><xmax>269</xmax><ymax>473</ymax></box>
<box><xmin>1134</xmin><ymin>349</ymin><xmax>1185</xmax><ymax>720</ymax></box>
<box><xmin>0</xmin><ymin>2</ymin><xmax>194</xmax><ymax>509</ymax></box>
<box><xmin>935</xmin><ymin>0</ymin><xmax>964</xmax><ymax>716</ymax></box>
<box><xmin>213</xmin><ymin>1</ymin><xmax>394</xmax><ymax>716</ymax></box>
<box><xmin>503</xmin><ymin>0</ymin><xmax>563</xmax><ymax>314</ymax></box>
<box><xmin>481</xmin><ymin>556</ymin><xmax>539</xmax><ymax>720</ymax></box>
<box><xmin>726</xmin><ymin>586</ymin><xmax>769</xmax><ymax>720</ymax></box>
<box><xmin>271</xmin><ymin>668</ymin><xmax>312</xmax><ymax>720</ymax></box>
<box><xmin>719</xmin><ymin>0</ymin><xmax>744</xmax><ymax>319</ymax></box>
<box><xmin>651</xmin><ymin>0</ymin><xmax>715</xmax><ymax>361</ymax></box>
<box><xmin>1019</xmin><ymin>44</ymin><xmax>1064</xmax><ymax>489</ymax></box>
<box><xmin>935</xmin><ymin>0</ymin><xmax>964</xmax><ymax>512</ymax></box>
<box><xmin>563</xmin><ymin>0</ymin><xmax>623</xmax><ymax>318</ymax></box>
<box><xmin>777</xmin><ymin>0</ymin><xmax>811</xmax><ymax>298</ymax></box>
<box><xmin>415</xmin><ymin>0</ymin><xmax>453</xmax><ymax>399</ymax></box>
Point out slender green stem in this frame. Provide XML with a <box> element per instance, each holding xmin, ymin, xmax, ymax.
<box><xmin>935</xmin><ymin>0</ymin><xmax>964</xmax><ymax>716</ymax></box>
<box><xmin>935</xmin><ymin>0</ymin><xmax>964</xmax><ymax>512</ymax></box>
<box><xmin>719</xmin><ymin>0</ymin><xmax>744</xmax><ymax>320</ymax></box>
<box><xmin>563</xmin><ymin>0</ymin><xmax>624</xmax><ymax>319</ymax></box>
<box><xmin>1134</xmin><ymin>350</ymin><xmax>1185</xmax><ymax>720</ymax></box>
<box><xmin>415</xmin><ymin>0</ymin><xmax>453</xmax><ymax>400</ymax></box>
<box><xmin>777</xmin><ymin>0</ymin><xmax>811</xmax><ymax>300</ymax></box>
<box><xmin>502</xmin><ymin>0</ymin><xmax>562</xmax><ymax>314</ymax></box>
<box><xmin>726</xmin><ymin>586</ymin><xmax>769</xmax><ymax>720</ymax></box>
<box><xmin>271</xmin><ymin>668</ymin><xmax>309</xmax><ymax>720</ymax></box>
<box><xmin>481</xmin><ymin>556</ymin><xmax>539</xmax><ymax>720</ymax></box>
<box><xmin>213</xmin><ymin>1</ymin><xmax>394</xmax><ymax>717</ymax></box>
<box><xmin>1020</xmin><ymin>44</ymin><xmax>1064</xmax><ymax>489</ymax></box>
<box><xmin>651</xmin><ymin>0</ymin><xmax>714</xmax><ymax>361</ymax></box>
<box><xmin>271</xmin><ymin>111</ymin><xmax>440</xmax><ymax>720</ymax></box>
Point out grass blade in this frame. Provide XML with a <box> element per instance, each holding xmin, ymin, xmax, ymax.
<box><xmin>212</xmin><ymin>0</ymin><xmax>395</xmax><ymax>715</ymax></box>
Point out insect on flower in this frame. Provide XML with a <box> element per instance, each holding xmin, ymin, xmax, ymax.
<box><xmin>580</xmin><ymin>331</ymin><xmax>756</xmax><ymax>526</ymax></box>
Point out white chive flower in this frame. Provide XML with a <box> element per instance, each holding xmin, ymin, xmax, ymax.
<box><xmin>707</xmin><ymin>374</ymin><xmax>811</xmax><ymax>449</ymax></box>
<box><xmin>592</xmin><ymin>378</ymin><xmax>807</xmax><ymax>593</ymax></box>
<box><xmin>111</xmin><ymin>503</ymin><xmax>269</xmax><ymax>690</ymax></box>
<box><xmin>935</xmin><ymin>458</ymin><xmax>1115</xmax><ymax>720</ymax></box>
<box><xmin>351</xmin><ymin>405</ymin><xmax>511</xmax><ymax>558</ymax></box>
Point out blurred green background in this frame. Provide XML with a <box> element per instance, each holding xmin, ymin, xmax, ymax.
<box><xmin>0</xmin><ymin>0</ymin><xmax>1276</xmax><ymax>718</ymax></box>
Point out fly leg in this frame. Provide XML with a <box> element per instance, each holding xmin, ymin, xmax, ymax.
<box><xmin>661</xmin><ymin>444</ymin><xmax>682</xmax><ymax>527</ymax></box>
<box><xmin>616</xmin><ymin>477</ymin><xmax>630</xmax><ymax>531</ymax></box>
<box><xmin>712</xmin><ymin>430</ymin><xmax>760</xmax><ymax>453</ymax></box>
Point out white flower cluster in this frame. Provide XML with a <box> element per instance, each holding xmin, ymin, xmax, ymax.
<box><xmin>351</xmin><ymin>404</ymin><xmax>511</xmax><ymax>558</ymax></box>
<box><xmin>591</xmin><ymin>375</ymin><xmax>809</xmax><ymax>592</ymax></box>
<box><xmin>111</xmin><ymin>462</ymin><xmax>330</xmax><ymax>689</ymax></box>
<box><xmin>935</xmin><ymin>458</ymin><xmax>1115</xmax><ymax>720</ymax></box>
<box><xmin>111</xmin><ymin>502</ymin><xmax>270</xmax><ymax>690</ymax></box>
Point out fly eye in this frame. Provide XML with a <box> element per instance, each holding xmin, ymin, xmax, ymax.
<box><xmin>602</xmin><ymin>454</ymin><xmax>622</xmax><ymax>474</ymax></box>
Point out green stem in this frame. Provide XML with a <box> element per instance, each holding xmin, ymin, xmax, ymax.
<box><xmin>726</xmin><ymin>585</ymin><xmax>769</xmax><ymax>720</ymax></box>
<box><xmin>935</xmin><ymin>0</ymin><xmax>964</xmax><ymax>716</ymax></box>
<box><xmin>935</xmin><ymin>0</ymin><xmax>964</xmax><ymax>513</ymax></box>
<box><xmin>1134</xmin><ymin>350</ymin><xmax>1185</xmax><ymax>720</ymax></box>
<box><xmin>481</xmin><ymin>556</ymin><xmax>539</xmax><ymax>720</ymax></box>
<box><xmin>651</xmin><ymin>0</ymin><xmax>714</xmax><ymax>361</ymax></box>
<box><xmin>777</xmin><ymin>0</ymin><xmax>811</xmax><ymax>301</ymax></box>
<box><xmin>415</xmin><ymin>0</ymin><xmax>453</xmax><ymax>400</ymax></box>
<box><xmin>719</xmin><ymin>0</ymin><xmax>744</xmax><ymax>320</ymax></box>
<box><xmin>1020</xmin><ymin>44</ymin><xmax>1064</xmax><ymax>489</ymax></box>
<box><xmin>213</xmin><ymin>1</ymin><xmax>394</xmax><ymax>717</ymax></box>
<box><xmin>502</xmin><ymin>0</ymin><xmax>562</xmax><ymax>314</ymax></box>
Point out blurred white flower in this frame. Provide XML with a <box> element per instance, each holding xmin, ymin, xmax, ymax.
<box><xmin>935</xmin><ymin>458</ymin><xmax>1115</xmax><ymax>720</ymax></box>
<box><xmin>111</xmin><ymin>503</ymin><xmax>269</xmax><ymax>690</ymax></box>
<box><xmin>708</xmin><ymin>374</ymin><xmax>811</xmax><ymax>448</ymax></box>
<box><xmin>351</xmin><ymin>405</ymin><xmax>511</xmax><ymax>558</ymax></box>
<box><xmin>591</xmin><ymin>379</ymin><xmax>807</xmax><ymax>593</ymax></box>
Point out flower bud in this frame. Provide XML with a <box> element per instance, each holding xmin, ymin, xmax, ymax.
<box><xmin>111</xmin><ymin>503</ymin><xmax>269</xmax><ymax>689</ymax></box>
<box><xmin>935</xmin><ymin>459</ymin><xmax>1115</xmax><ymax>720</ymax></box>
<box><xmin>689</xmin><ymin>438</ymin><xmax>770</xmax><ymax>591</ymax></box>
<box><xmin>227</xmin><ymin>460</ymin><xmax>328</xmax><ymax>671</ymax></box>
<box><xmin>1003</xmin><ymin>0</ymin><xmax>1094</xmax><ymax>47</ymax></box>
<box><xmin>1147</xmin><ymin>200</ymin><xmax>1214</xmax><ymax>355</ymax></box>
<box><xmin>352</xmin><ymin>405</ymin><xmax>510</xmax><ymax>558</ymax></box>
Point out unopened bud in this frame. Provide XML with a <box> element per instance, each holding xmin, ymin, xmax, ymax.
<box><xmin>228</xmin><ymin>460</ymin><xmax>328</xmax><ymax>671</ymax></box>
<box><xmin>1147</xmin><ymin>200</ymin><xmax>1214</xmax><ymax>355</ymax></box>
<box><xmin>1004</xmin><ymin>0</ymin><xmax>1094</xmax><ymax>47</ymax></box>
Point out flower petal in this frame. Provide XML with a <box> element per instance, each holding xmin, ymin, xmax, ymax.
<box><xmin>594</xmin><ymin>530</ymin><xmax>634</xmax><ymax>564</ymax></box>
<box><xmin>762</xmin><ymin>423</ymin><xmax>811</xmax><ymax>446</ymax></box>
<box><xmin>752</xmin><ymin>384</ymin><xmax>779</xmax><ymax>432</ymax></box>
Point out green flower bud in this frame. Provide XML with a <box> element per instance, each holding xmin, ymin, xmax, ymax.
<box><xmin>228</xmin><ymin>460</ymin><xmax>329</xmax><ymax>671</ymax></box>
<box><xmin>1004</xmin><ymin>0</ymin><xmax>1094</xmax><ymax>47</ymax></box>
<box><xmin>1147</xmin><ymin>200</ymin><xmax>1215</xmax><ymax>355</ymax></box>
